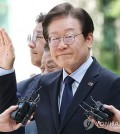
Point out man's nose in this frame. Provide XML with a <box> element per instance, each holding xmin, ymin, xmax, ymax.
<box><xmin>28</xmin><ymin>42</ymin><xmax>36</xmax><ymax>48</ymax></box>
<box><xmin>58</xmin><ymin>38</ymin><xmax>67</xmax><ymax>49</ymax></box>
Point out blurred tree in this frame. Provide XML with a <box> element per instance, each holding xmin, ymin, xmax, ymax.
<box><xmin>99</xmin><ymin>0</ymin><xmax>120</xmax><ymax>72</ymax></box>
<box><xmin>0</xmin><ymin>0</ymin><xmax>8</xmax><ymax>28</ymax></box>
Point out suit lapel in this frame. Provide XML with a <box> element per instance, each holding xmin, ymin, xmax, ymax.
<box><xmin>59</xmin><ymin>59</ymin><xmax>101</xmax><ymax>132</ymax></box>
<box><xmin>48</xmin><ymin>71</ymin><xmax>62</xmax><ymax>132</ymax></box>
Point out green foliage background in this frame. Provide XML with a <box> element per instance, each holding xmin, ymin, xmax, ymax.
<box><xmin>0</xmin><ymin>0</ymin><xmax>8</xmax><ymax>28</ymax></box>
<box><xmin>99</xmin><ymin>0</ymin><xmax>120</xmax><ymax>74</ymax></box>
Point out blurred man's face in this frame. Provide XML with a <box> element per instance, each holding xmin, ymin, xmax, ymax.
<box><xmin>28</xmin><ymin>22</ymin><xmax>46</xmax><ymax>67</ymax></box>
<box><xmin>40</xmin><ymin>51</ymin><xmax>62</xmax><ymax>74</ymax></box>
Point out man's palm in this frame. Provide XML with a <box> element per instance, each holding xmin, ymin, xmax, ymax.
<box><xmin>0</xmin><ymin>29</ymin><xmax>15</xmax><ymax>69</ymax></box>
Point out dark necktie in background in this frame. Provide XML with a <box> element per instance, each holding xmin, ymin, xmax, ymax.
<box><xmin>60</xmin><ymin>76</ymin><xmax>75</xmax><ymax>123</ymax></box>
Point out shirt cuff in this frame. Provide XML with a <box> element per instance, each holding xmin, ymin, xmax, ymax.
<box><xmin>0</xmin><ymin>68</ymin><xmax>14</xmax><ymax>76</ymax></box>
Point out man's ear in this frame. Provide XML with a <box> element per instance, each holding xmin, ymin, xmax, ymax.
<box><xmin>86</xmin><ymin>33</ymin><xmax>93</xmax><ymax>49</ymax></box>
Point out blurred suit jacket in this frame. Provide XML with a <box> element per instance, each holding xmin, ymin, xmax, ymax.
<box><xmin>0</xmin><ymin>58</ymin><xmax>120</xmax><ymax>134</ymax></box>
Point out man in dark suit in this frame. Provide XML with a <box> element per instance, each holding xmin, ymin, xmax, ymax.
<box><xmin>1</xmin><ymin>2</ymin><xmax>120</xmax><ymax>134</ymax></box>
<box><xmin>17</xmin><ymin>13</ymin><xmax>46</xmax><ymax>134</ymax></box>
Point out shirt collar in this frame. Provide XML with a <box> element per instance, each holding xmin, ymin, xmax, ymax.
<box><xmin>63</xmin><ymin>56</ymin><xmax>93</xmax><ymax>83</ymax></box>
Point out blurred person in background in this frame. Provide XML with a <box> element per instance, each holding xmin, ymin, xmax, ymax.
<box><xmin>40</xmin><ymin>44</ymin><xmax>62</xmax><ymax>75</ymax></box>
<box><xmin>17</xmin><ymin>13</ymin><xmax>46</xmax><ymax>134</ymax></box>
<box><xmin>28</xmin><ymin>13</ymin><xmax>46</xmax><ymax>69</ymax></box>
<box><xmin>17</xmin><ymin>12</ymin><xmax>46</xmax><ymax>99</ymax></box>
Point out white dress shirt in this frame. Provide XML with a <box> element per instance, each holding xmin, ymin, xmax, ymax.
<box><xmin>58</xmin><ymin>56</ymin><xmax>93</xmax><ymax>111</ymax></box>
<box><xmin>0</xmin><ymin>68</ymin><xmax>14</xmax><ymax>76</ymax></box>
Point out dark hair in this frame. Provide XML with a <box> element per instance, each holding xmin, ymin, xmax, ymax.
<box><xmin>44</xmin><ymin>43</ymin><xmax>50</xmax><ymax>52</ymax></box>
<box><xmin>42</xmin><ymin>3</ymin><xmax>94</xmax><ymax>41</ymax></box>
<box><xmin>36</xmin><ymin>12</ymin><xmax>46</xmax><ymax>23</ymax></box>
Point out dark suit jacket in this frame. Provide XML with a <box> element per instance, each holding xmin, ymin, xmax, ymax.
<box><xmin>17</xmin><ymin>74</ymin><xmax>41</xmax><ymax>134</ymax></box>
<box><xmin>0</xmin><ymin>74</ymin><xmax>24</xmax><ymax>134</ymax></box>
<box><xmin>0</xmin><ymin>58</ymin><xmax>120</xmax><ymax>134</ymax></box>
<box><xmin>17</xmin><ymin>74</ymin><xmax>41</xmax><ymax>98</ymax></box>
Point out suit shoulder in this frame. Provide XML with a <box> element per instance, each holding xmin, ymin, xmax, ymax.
<box><xmin>98</xmin><ymin>67</ymin><xmax>120</xmax><ymax>88</ymax></box>
<box><xmin>18</xmin><ymin>74</ymin><xmax>41</xmax><ymax>84</ymax></box>
<box><xmin>100</xmin><ymin>67</ymin><xmax>120</xmax><ymax>80</ymax></box>
<box><xmin>40</xmin><ymin>70</ymin><xmax>62</xmax><ymax>83</ymax></box>
<box><xmin>17</xmin><ymin>74</ymin><xmax>41</xmax><ymax>96</ymax></box>
<box><xmin>91</xmin><ymin>58</ymin><xmax>120</xmax><ymax>80</ymax></box>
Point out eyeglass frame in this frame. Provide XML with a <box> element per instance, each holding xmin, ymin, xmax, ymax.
<box><xmin>27</xmin><ymin>33</ymin><xmax>44</xmax><ymax>44</ymax></box>
<box><xmin>48</xmin><ymin>32</ymin><xmax>83</xmax><ymax>47</ymax></box>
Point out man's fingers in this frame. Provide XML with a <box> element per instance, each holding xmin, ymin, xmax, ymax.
<box><xmin>2</xmin><ymin>29</ymin><xmax>12</xmax><ymax>46</ymax></box>
<box><xmin>0</xmin><ymin>29</ymin><xmax>5</xmax><ymax>46</ymax></box>
<box><xmin>104</xmin><ymin>105</ymin><xmax>119</xmax><ymax>114</ymax></box>
<box><xmin>30</xmin><ymin>115</ymin><xmax>33</xmax><ymax>120</ymax></box>
<box><xmin>4</xmin><ymin>105</ymin><xmax>18</xmax><ymax>115</ymax></box>
<box><xmin>88</xmin><ymin>117</ymin><xmax>103</xmax><ymax>128</ymax></box>
<box><xmin>89</xmin><ymin>118</ymin><xmax>98</xmax><ymax>126</ymax></box>
<box><xmin>26</xmin><ymin>120</ymin><xmax>31</xmax><ymax>125</ymax></box>
<box><xmin>13</xmin><ymin>123</ymin><xmax>22</xmax><ymax>131</ymax></box>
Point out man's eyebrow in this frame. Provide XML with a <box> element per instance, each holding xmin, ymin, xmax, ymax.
<box><xmin>64</xmin><ymin>28</ymin><xmax>75</xmax><ymax>32</ymax></box>
<box><xmin>36</xmin><ymin>30</ymin><xmax>43</xmax><ymax>34</ymax></box>
<box><xmin>47</xmin><ymin>60</ymin><xmax>55</xmax><ymax>64</ymax></box>
<box><xmin>49</xmin><ymin>28</ymin><xmax>75</xmax><ymax>35</ymax></box>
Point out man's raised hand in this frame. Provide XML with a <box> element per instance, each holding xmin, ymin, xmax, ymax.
<box><xmin>0</xmin><ymin>28</ymin><xmax>15</xmax><ymax>69</ymax></box>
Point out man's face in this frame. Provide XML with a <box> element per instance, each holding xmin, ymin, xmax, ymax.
<box><xmin>40</xmin><ymin>51</ymin><xmax>62</xmax><ymax>74</ymax></box>
<box><xmin>48</xmin><ymin>16</ymin><xmax>93</xmax><ymax>74</ymax></box>
<box><xmin>29</xmin><ymin>22</ymin><xmax>46</xmax><ymax>67</ymax></box>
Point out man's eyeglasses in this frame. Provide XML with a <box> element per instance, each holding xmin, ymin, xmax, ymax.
<box><xmin>48</xmin><ymin>33</ymin><xmax>82</xmax><ymax>47</ymax></box>
<box><xmin>27</xmin><ymin>33</ymin><xmax>44</xmax><ymax>44</ymax></box>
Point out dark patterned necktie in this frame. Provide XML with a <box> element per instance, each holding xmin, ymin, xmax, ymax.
<box><xmin>60</xmin><ymin>76</ymin><xmax>75</xmax><ymax>123</ymax></box>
